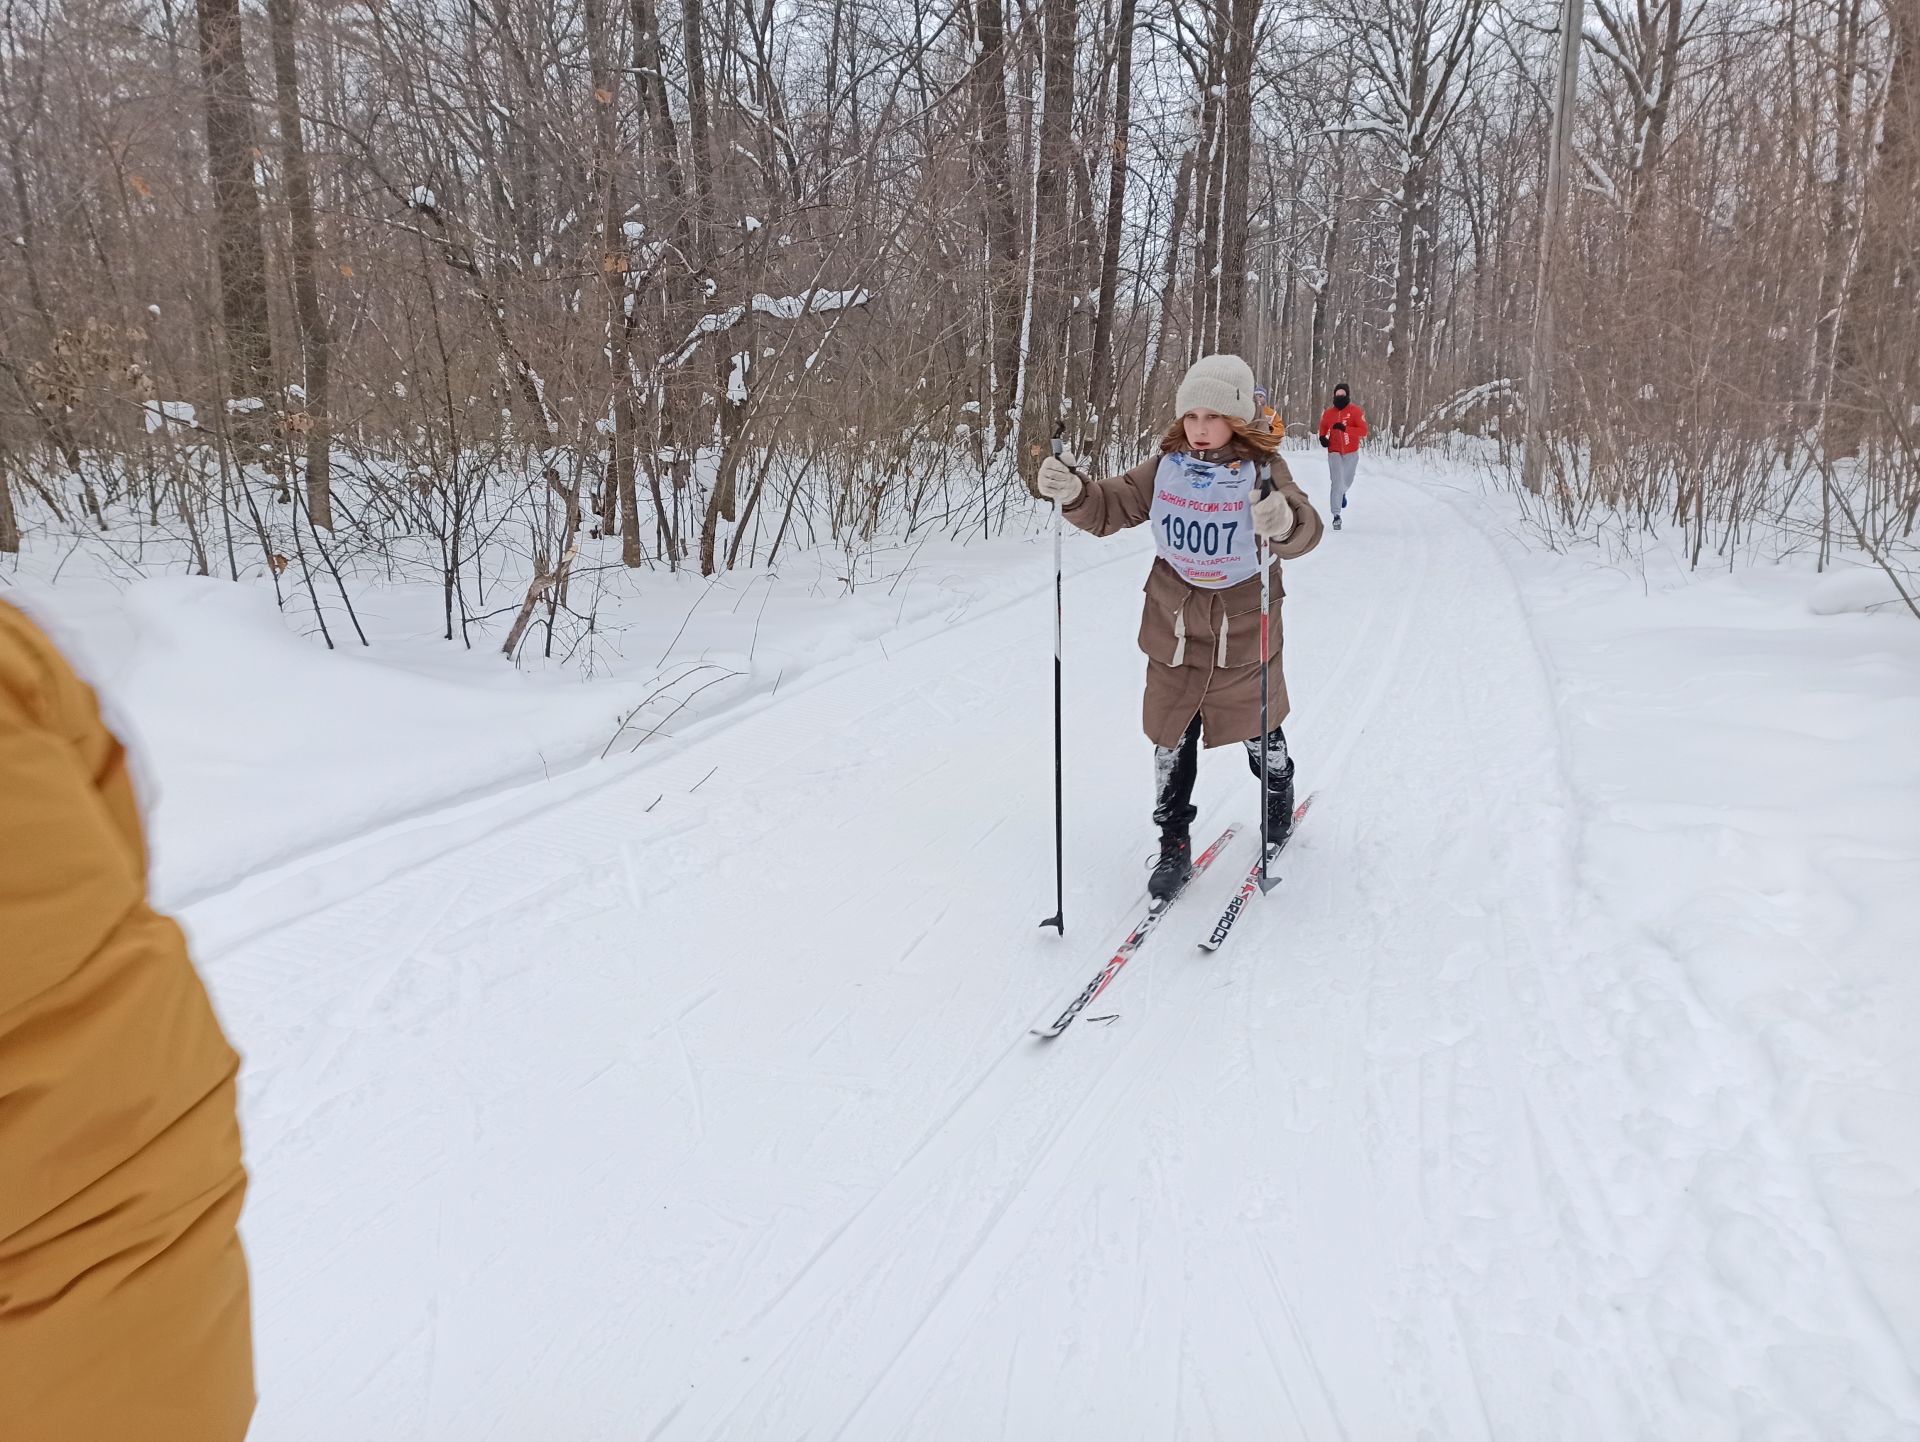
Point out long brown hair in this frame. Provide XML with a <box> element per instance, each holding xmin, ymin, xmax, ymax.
<box><xmin>1157</xmin><ymin>414</ymin><xmax>1284</xmax><ymax>462</ymax></box>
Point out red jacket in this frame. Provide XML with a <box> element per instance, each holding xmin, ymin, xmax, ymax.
<box><xmin>1317</xmin><ymin>404</ymin><xmax>1367</xmax><ymax>455</ymax></box>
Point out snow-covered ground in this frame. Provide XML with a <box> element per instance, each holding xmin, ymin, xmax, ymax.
<box><xmin>7</xmin><ymin>530</ymin><xmax>1057</xmax><ymax>948</ymax></box>
<box><xmin>1480</xmin><ymin>476</ymin><xmax>1920</xmax><ymax>1386</ymax></box>
<box><xmin>10</xmin><ymin>450</ymin><xmax>1918</xmax><ymax>1438</ymax></box>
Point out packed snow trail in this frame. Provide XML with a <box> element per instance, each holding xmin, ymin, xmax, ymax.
<box><xmin>202</xmin><ymin>467</ymin><xmax>1920</xmax><ymax>1441</ymax></box>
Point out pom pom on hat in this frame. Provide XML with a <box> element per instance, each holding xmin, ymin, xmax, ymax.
<box><xmin>1175</xmin><ymin>353</ymin><xmax>1257</xmax><ymax>423</ymax></box>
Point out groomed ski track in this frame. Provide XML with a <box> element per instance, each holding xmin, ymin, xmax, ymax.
<box><xmin>207</xmin><ymin>466</ymin><xmax>1920</xmax><ymax>1441</ymax></box>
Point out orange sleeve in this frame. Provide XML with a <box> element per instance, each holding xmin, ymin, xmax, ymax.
<box><xmin>0</xmin><ymin>602</ymin><xmax>254</xmax><ymax>1442</ymax></box>
<box><xmin>0</xmin><ymin>608</ymin><xmax>136</xmax><ymax>1021</ymax></box>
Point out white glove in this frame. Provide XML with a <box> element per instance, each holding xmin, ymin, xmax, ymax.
<box><xmin>1036</xmin><ymin>455</ymin><xmax>1083</xmax><ymax>505</ymax></box>
<box><xmin>1250</xmin><ymin>489</ymin><xmax>1295</xmax><ymax>542</ymax></box>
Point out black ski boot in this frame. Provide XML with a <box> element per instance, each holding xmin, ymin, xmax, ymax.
<box><xmin>1148</xmin><ymin>828</ymin><xmax>1193</xmax><ymax>902</ymax></box>
<box><xmin>1263</xmin><ymin>759</ymin><xmax>1298</xmax><ymax>855</ymax></box>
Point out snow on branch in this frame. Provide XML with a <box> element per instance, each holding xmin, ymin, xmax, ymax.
<box><xmin>1320</xmin><ymin>120</ymin><xmax>1403</xmax><ymax>142</ymax></box>
<box><xmin>664</xmin><ymin>288</ymin><xmax>872</xmax><ymax>367</ymax></box>
<box><xmin>1578</xmin><ymin>150</ymin><xmax>1622</xmax><ymax>205</ymax></box>
<box><xmin>1409</xmin><ymin>378</ymin><xmax>1513</xmax><ymax>438</ymax></box>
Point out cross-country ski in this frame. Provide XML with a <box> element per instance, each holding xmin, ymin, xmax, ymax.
<box><xmin>1200</xmin><ymin>794</ymin><xmax>1317</xmax><ymax>952</ymax></box>
<box><xmin>1032</xmin><ymin>822</ymin><xmax>1240</xmax><ymax>1038</ymax></box>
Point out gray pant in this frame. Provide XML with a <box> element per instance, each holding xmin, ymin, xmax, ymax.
<box><xmin>1328</xmin><ymin>449</ymin><xmax>1359</xmax><ymax>514</ymax></box>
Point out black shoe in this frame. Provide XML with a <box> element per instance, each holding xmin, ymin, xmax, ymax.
<box><xmin>1148</xmin><ymin>830</ymin><xmax>1192</xmax><ymax>902</ymax></box>
<box><xmin>1263</xmin><ymin>763</ymin><xmax>1297</xmax><ymax>853</ymax></box>
<box><xmin>1332</xmin><ymin>513</ymin><xmax>1342</xmax><ymax>530</ymax></box>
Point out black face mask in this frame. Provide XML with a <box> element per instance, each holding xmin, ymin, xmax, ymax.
<box><xmin>1332</xmin><ymin>392</ymin><xmax>1350</xmax><ymax>410</ymax></box>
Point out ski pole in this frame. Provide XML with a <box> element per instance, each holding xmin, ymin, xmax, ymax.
<box><xmin>1255</xmin><ymin>460</ymin><xmax>1280</xmax><ymax>894</ymax></box>
<box><xmin>1039</xmin><ymin>423</ymin><xmax>1068</xmax><ymax>935</ymax></box>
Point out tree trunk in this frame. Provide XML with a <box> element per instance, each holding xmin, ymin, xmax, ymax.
<box><xmin>1214</xmin><ymin>0</ymin><xmax>1261</xmax><ymax>355</ymax></box>
<box><xmin>744</xmin><ymin>0</ymin><xmax>803</xmax><ymax>199</ymax></box>
<box><xmin>4</xmin><ymin>124</ymin><xmax>57</xmax><ymax>345</ymax></box>
<box><xmin>590</xmin><ymin>0</ymin><xmax>645</xmax><ymax>566</ymax></box>
<box><xmin>1631</xmin><ymin>0</ymin><xmax>1685</xmax><ymax>220</ymax></box>
<box><xmin>1279</xmin><ymin>210</ymin><xmax>1298</xmax><ymax>402</ymax></box>
<box><xmin>970</xmin><ymin>0</ymin><xmax>1024</xmax><ymax>433</ymax></box>
<box><xmin>631</xmin><ymin>0</ymin><xmax>696</xmax><ymax>568</ymax></box>
<box><xmin>2</xmin><ymin>134</ymin><xmax>87</xmax><ymax>475</ymax></box>
<box><xmin>682</xmin><ymin>0</ymin><xmax>715</xmax><ymax>257</ymax></box>
<box><xmin>1022</xmin><ymin>0</ymin><xmax>1078</xmax><ymax>438</ymax></box>
<box><xmin>0</xmin><ymin>450</ymin><xmax>19</xmax><ymax>553</ymax></box>
<box><xmin>1386</xmin><ymin>152</ymin><xmax>1421</xmax><ymax>439</ymax></box>
<box><xmin>699</xmin><ymin>432</ymin><xmax>754</xmax><ymax>576</ymax></box>
<box><xmin>1523</xmin><ymin>0</ymin><xmax>1584</xmax><ymax>490</ymax></box>
<box><xmin>1830</xmin><ymin>1</ymin><xmax>1917</xmax><ymax>455</ymax></box>
<box><xmin>1188</xmin><ymin>36</ymin><xmax>1226</xmax><ymax>359</ymax></box>
<box><xmin>195</xmin><ymin>0</ymin><xmax>276</xmax><ymax>426</ymax></box>
<box><xmin>1808</xmin><ymin>0</ymin><xmax>1866</xmax><ymax>429</ymax></box>
<box><xmin>631</xmin><ymin>0</ymin><xmax>686</xmax><ymax>211</ymax></box>
<box><xmin>1065</xmin><ymin>149</ymin><xmax>1098</xmax><ymax>435</ymax></box>
<box><xmin>265</xmin><ymin>0</ymin><xmax>333</xmax><ymax>528</ymax></box>
<box><xmin>1143</xmin><ymin>138</ymin><xmax>1197</xmax><ymax>414</ymax></box>
<box><xmin>1088</xmin><ymin>0</ymin><xmax>1139</xmax><ymax>455</ymax></box>
<box><xmin>1309</xmin><ymin>143</ymin><xmax>1346</xmax><ymax>408</ymax></box>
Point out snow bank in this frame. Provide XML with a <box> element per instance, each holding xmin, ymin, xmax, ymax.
<box><xmin>1807</xmin><ymin>565</ymin><xmax>1916</xmax><ymax>617</ymax></box>
<box><xmin>1531</xmin><ymin>560</ymin><xmax>1920</xmax><ymax>1361</ymax></box>
<box><xmin>1408</xmin><ymin>457</ymin><xmax>1920</xmax><ymax>1379</ymax></box>
<box><xmin>7</xmin><ymin>523</ymin><xmax>1083</xmax><ymax>924</ymax></box>
<box><xmin>13</xmin><ymin>576</ymin><xmax>643</xmax><ymax>906</ymax></box>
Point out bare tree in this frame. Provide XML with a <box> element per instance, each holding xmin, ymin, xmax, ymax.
<box><xmin>968</xmin><ymin>0</ymin><xmax>1026</xmax><ymax>439</ymax></box>
<box><xmin>1215</xmin><ymin>0</ymin><xmax>1263</xmax><ymax>355</ymax></box>
<box><xmin>0</xmin><ymin>0</ymin><xmax>1904</xmax><ymax>646</ymax></box>
<box><xmin>1338</xmin><ymin>0</ymin><xmax>1490</xmax><ymax>436</ymax></box>
<box><xmin>1016</xmin><ymin>0</ymin><xmax>1080</xmax><ymax>442</ymax></box>
<box><xmin>265</xmin><ymin>0</ymin><xmax>332</xmax><ymax>526</ymax></box>
<box><xmin>194</xmin><ymin>0</ymin><xmax>276</xmax><ymax>424</ymax></box>
<box><xmin>1524</xmin><ymin>0</ymin><xmax>1583</xmax><ymax>494</ymax></box>
<box><xmin>1087</xmin><ymin>0</ymin><xmax>1141</xmax><ymax>453</ymax></box>
<box><xmin>1831</xmin><ymin>0</ymin><xmax>1918</xmax><ymax>454</ymax></box>
<box><xmin>1583</xmin><ymin>0</ymin><xmax>1694</xmax><ymax>235</ymax></box>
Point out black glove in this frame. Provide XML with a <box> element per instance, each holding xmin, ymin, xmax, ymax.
<box><xmin>1332</xmin><ymin>421</ymin><xmax>1346</xmax><ymax>432</ymax></box>
<box><xmin>1320</xmin><ymin>435</ymin><xmax>1331</xmax><ymax>449</ymax></box>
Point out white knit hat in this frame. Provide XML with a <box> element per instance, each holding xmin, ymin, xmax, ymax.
<box><xmin>1174</xmin><ymin>353</ymin><xmax>1257</xmax><ymax>423</ymax></box>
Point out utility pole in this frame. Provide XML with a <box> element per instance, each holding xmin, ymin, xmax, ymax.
<box><xmin>1522</xmin><ymin>0</ymin><xmax>1583</xmax><ymax>493</ymax></box>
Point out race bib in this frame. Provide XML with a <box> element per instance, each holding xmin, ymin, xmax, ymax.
<box><xmin>1146</xmin><ymin>452</ymin><xmax>1261</xmax><ymax>589</ymax></box>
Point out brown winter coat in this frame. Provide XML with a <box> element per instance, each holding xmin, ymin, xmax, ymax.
<box><xmin>1062</xmin><ymin>450</ymin><xmax>1322</xmax><ymax>748</ymax></box>
<box><xmin>0</xmin><ymin>601</ymin><xmax>254</xmax><ymax>1442</ymax></box>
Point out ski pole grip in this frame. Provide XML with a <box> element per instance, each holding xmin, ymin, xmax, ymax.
<box><xmin>1050</xmin><ymin>421</ymin><xmax>1085</xmax><ymax>477</ymax></box>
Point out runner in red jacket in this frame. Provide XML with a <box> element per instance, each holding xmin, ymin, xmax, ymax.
<box><xmin>1316</xmin><ymin>382</ymin><xmax>1367</xmax><ymax>530</ymax></box>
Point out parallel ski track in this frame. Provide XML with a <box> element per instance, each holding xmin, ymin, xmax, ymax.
<box><xmin>660</xmin><ymin>498</ymin><xmax>1435</xmax><ymax>1442</ymax></box>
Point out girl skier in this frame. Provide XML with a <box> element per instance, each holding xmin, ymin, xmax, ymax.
<box><xmin>1036</xmin><ymin>353</ymin><xmax>1324</xmax><ymax>900</ymax></box>
<box><xmin>1252</xmin><ymin>384</ymin><xmax>1281</xmax><ymax>435</ymax></box>
<box><xmin>1316</xmin><ymin>381</ymin><xmax>1367</xmax><ymax>529</ymax></box>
